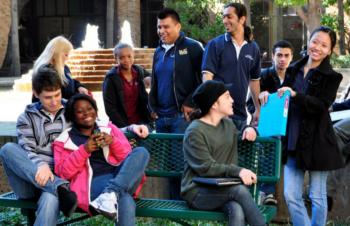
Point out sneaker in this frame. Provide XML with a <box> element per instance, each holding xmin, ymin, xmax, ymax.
<box><xmin>57</xmin><ymin>184</ymin><xmax>78</xmax><ymax>217</ymax></box>
<box><xmin>90</xmin><ymin>192</ymin><xmax>118</xmax><ymax>220</ymax></box>
<box><xmin>262</xmin><ymin>194</ymin><xmax>277</xmax><ymax>206</ymax></box>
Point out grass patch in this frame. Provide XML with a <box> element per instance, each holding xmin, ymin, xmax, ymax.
<box><xmin>1</xmin><ymin>207</ymin><xmax>349</xmax><ymax>225</ymax></box>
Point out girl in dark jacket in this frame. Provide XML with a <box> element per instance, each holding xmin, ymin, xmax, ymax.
<box><xmin>102</xmin><ymin>43</ymin><xmax>151</xmax><ymax>128</ymax></box>
<box><xmin>32</xmin><ymin>36</ymin><xmax>89</xmax><ymax>102</ymax></box>
<box><xmin>275</xmin><ymin>26</ymin><xmax>344</xmax><ymax>226</ymax></box>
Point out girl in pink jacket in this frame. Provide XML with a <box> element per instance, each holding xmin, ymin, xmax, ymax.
<box><xmin>53</xmin><ymin>94</ymin><xmax>149</xmax><ymax>225</ymax></box>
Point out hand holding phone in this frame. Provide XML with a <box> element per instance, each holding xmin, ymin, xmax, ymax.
<box><xmin>93</xmin><ymin>128</ymin><xmax>107</xmax><ymax>147</ymax></box>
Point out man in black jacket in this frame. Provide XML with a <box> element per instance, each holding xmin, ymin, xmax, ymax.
<box><xmin>247</xmin><ymin>40</ymin><xmax>294</xmax><ymax>206</ymax></box>
<box><xmin>247</xmin><ymin>40</ymin><xmax>294</xmax><ymax>117</ymax></box>
<box><xmin>149</xmin><ymin>8</ymin><xmax>203</xmax><ymax>134</ymax></box>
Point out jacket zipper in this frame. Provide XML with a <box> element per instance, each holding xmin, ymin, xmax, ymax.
<box><xmin>172</xmin><ymin>46</ymin><xmax>180</xmax><ymax>110</ymax></box>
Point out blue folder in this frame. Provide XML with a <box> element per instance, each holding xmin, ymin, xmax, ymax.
<box><xmin>258</xmin><ymin>91</ymin><xmax>290</xmax><ymax>137</ymax></box>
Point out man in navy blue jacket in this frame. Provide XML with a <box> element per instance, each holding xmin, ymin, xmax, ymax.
<box><xmin>149</xmin><ymin>8</ymin><xmax>203</xmax><ymax>134</ymax></box>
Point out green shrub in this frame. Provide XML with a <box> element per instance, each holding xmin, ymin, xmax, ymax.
<box><xmin>164</xmin><ymin>0</ymin><xmax>229</xmax><ymax>44</ymax></box>
<box><xmin>331</xmin><ymin>55</ymin><xmax>350</xmax><ymax>68</ymax></box>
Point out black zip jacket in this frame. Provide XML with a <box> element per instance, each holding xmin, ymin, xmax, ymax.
<box><xmin>283</xmin><ymin>56</ymin><xmax>344</xmax><ymax>170</ymax></box>
<box><xmin>102</xmin><ymin>65</ymin><xmax>151</xmax><ymax>128</ymax></box>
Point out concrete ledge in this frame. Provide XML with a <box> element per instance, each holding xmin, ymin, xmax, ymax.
<box><xmin>0</xmin><ymin>77</ymin><xmax>18</xmax><ymax>88</ymax></box>
<box><xmin>0</xmin><ymin>122</ymin><xmax>16</xmax><ymax>136</ymax></box>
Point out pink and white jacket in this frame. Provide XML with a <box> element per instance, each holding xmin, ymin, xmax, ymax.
<box><xmin>53</xmin><ymin>120</ymin><xmax>145</xmax><ymax>214</ymax></box>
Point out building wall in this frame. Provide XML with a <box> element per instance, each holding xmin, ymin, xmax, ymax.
<box><xmin>0</xmin><ymin>0</ymin><xmax>11</xmax><ymax>68</ymax></box>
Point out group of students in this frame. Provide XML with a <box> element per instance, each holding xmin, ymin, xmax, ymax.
<box><xmin>0</xmin><ymin>2</ymin><xmax>349</xmax><ymax>226</ymax></box>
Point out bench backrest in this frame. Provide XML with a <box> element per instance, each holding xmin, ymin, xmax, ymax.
<box><xmin>125</xmin><ymin>133</ymin><xmax>282</xmax><ymax>183</ymax></box>
<box><xmin>0</xmin><ymin>133</ymin><xmax>282</xmax><ymax>183</ymax></box>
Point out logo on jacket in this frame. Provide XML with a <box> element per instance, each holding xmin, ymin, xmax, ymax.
<box><xmin>245</xmin><ymin>55</ymin><xmax>254</xmax><ymax>61</ymax></box>
<box><xmin>179</xmin><ymin>48</ymin><xmax>188</xmax><ymax>55</ymax></box>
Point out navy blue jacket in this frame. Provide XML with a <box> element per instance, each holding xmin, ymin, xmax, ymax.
<box><xmin>149</xmin><ymin>32</ymin><xmax>203</xmax><ymax>113</ymax></box>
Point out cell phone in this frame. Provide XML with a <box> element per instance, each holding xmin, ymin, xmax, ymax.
<box><xmin>93</xmin><ymin>128</ymin><xmax>101</xmax><ymax>136</ymax></box>
<box><xmin>93</xmin><ymin>128</ymin><xmax>103</xmax><ymax>147</ymax></box>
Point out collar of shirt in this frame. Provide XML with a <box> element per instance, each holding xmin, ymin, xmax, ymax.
<box><xmin>161</xmin><ymin>43</ymin><xmax>175</xmax><ymax>53</ymax></box>
<box><xmin>70</xmin><ymin>126</ymin><xmax>89</xmax><ymax>138</ymax></box>
<box><xmin>224</xmin><ymin>33</ymin><xmax>247</xmax><ymax>59</ymax></box>
<box><xmin>231</xmin><ymin>39</ymin><xmax>247</xmax><ymax>60</ymax></box>
<box><xmin>118</xmin><ymin>67</ymin><xmax>138</xmax><ymax>83</ymax></box>
<box><xmin>40</xmin><ymin>105</ymin><xmax>64</xmax><ymax>121</ymax></box>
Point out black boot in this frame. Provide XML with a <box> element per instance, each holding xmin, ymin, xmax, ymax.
<box><xmin>57</xmin><ymin>183</ymin><xmax>78</xmax><ymax>217</ymax></box>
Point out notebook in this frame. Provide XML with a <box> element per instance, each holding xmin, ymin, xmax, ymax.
<box><xmin>258</xmin><ymin>90</ymin><xmax>291</xmax><ymax>137</ymax></box>
<box><xmin>192</xmin><ymin>177</ymin><xmax>242</xmax><ymax>186</ymax></box>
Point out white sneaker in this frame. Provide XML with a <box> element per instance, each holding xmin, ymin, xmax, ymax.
<box><xmin>90</xmin><ymin>192</ymin><xmax>118</xmax><ymax>220</ymax></box>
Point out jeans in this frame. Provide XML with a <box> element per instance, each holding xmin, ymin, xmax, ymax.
<box><xmin>155</xmin><ymin>113</ymin><xmax>188</xmax><ymax>199</ymax></box>
<box><xmin>0</xmin><ymin>143</ymin><xmax>66</xmax><ymax>226</ymax></box>
<box><xmin>90</xmin><ymin>147</ymin><xmax>150</xmax><ymax>226</ymax></box>
<box><xmin>284</xmin><ymin>157</ymin><xmax>328</xmax><ymax>226</ymax></box>
<box><xmin>190</xmin><ymin>185</ymin><xmax>265</xmax><ymax>226</ymax></box>
<box><xmin>155</xmin><ymin>113</ymin><xmax>189</xmax><ymax>133</ymax></box>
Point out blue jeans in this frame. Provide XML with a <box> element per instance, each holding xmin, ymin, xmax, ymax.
<box><xmin>155</xmin><ymin>113</ymin><xmax>188</xmax><ymax>199</ymax></box>
<box><xmin>0</xmin><ymin>143</ymin><xmax>66</xmax><ymax>226</ymax></box>
<box><xmin>284</xmin><ymin>157</ymin><xmax>328</xmax><ymax>226</ymax></box>
<box><xmin>90</xmin><ymin>147</ymin><xmax>150</xmax><ymax>226</ymax></box>
<box><xmin>190</xmin><ymin>185</ymin><xmax>265</xmax><ymax>226</ymax></box>
<box><xmin>155</xmin><ymin>113</ymin><xmax>189</xmax><ymax>133</ymax></box>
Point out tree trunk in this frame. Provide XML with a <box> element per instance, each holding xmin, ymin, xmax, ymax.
<box><xmin>296</xmin><ymin>0</ymin><xmax>322</xmax><ymax>39</ymax></box>
<box><xmin>106</xmin><ymin>0</ymin><xmax>115</xmax><ymax>48</ymax></box>
<box><xmin>338</xmin><ymin>0</ymin><xmax>346</xmax><ymax>54</ymax></box>
<box><xmin>10</xmin><ymin>0</ymin><xmax>21</xmax><ymax>77</ymax></box>
<box><xmin>0</xmin><ymin>0</ymin><xmax>11</xmax><ymax>69</ymax></box>
<box><xmin>243</xmin><ymin>0</ymin><xmax>251</xmax><ymax>26</ymax></box>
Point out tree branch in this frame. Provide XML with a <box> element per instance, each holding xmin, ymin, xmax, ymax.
<box><xmin>296</xmin><ymin>7</ymin><xmax>308</xmax><ymax>24</ymax></box>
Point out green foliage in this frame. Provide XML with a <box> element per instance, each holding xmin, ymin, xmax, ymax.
<box><xmin>0</xmin><ymin>207</ymin><xmax>26</xmax><ymax>225</ymax></box>
<box><xmin>321</xmin><ymin>14</ymin><xmax>338</xmax><ymax>31</ymax></box>
<box><xmin>345</xmin><ymin>1</ymin><xmax>350</xmax><ymax>14</ymax></box>
<box><xmin>0</xmin><ymin>207</ymin><xmax>349</xmax><ymax>226</ymax></box>
<box><xmin>322</xmin><ymin>0</ymin><xmax>337</xmax><ymax>7</ymax></box>
<box><xmin>164</xmin><ymin>0</ymin><xmax>228</xmax><ymax>43</ymax></box>
<box><xmin>331</xmin><ymin>55</ymin><xmax>350</xmax><ymax>68</ymax></box>
<box><xmin>274</xmin><ymin>0</ymin><xmax>306</xmax><ymax>7</ymax></box>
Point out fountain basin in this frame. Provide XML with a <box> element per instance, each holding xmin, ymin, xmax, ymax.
<box><xmin>66</xmin><ymin>48</ymin><xmax>154</xmax><ymax>91</ymax></box>
<box><xmin>13</xmin><ymin>48</ymin><xmax>155</xmax><ymax>92</ymax></box>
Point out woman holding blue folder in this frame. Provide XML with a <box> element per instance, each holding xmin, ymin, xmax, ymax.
<box><xmin>275</xmin><ymin>26</ymin><xmax>345</xmax><ymax>226</ymax></box>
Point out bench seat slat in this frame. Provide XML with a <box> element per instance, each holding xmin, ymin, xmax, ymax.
<box><xmin>136</xmin><ymin>198</ymin><xmax>276</xmax><ymax>222</ymax></box>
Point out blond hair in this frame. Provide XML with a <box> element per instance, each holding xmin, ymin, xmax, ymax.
<box><xmin>33</xmin><ymin>36</ymin><xmax>73</xmax><ymax>86</ymax></box>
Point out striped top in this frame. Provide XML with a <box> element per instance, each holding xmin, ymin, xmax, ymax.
<box><xmin>16</xmin><ymin>101</ymin><xmax>67</xmax><ymax>169</ymax></box>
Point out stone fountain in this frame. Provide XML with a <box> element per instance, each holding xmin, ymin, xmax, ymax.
<box><xmin>13</xmin><ymin>23</ymin><xmax>154</xmax><ymax>92</ymax></box>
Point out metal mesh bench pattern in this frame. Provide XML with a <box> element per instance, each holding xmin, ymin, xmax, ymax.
<box><xmin>127</xmin><ymin>133</ymin><xmax>281</xmax><ymax>183</ymax></box>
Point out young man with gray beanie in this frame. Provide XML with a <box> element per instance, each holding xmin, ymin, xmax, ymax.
<box><xmin>181</xmin><ymin>80</ymin><xmax>265</xmax><ymax>226</ymax></box>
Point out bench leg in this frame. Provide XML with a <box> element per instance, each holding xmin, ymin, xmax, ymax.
<box><xmin>21</xmin><ymin>209</ymin><xmax>35</xmax><ymax>226</ymax></box>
